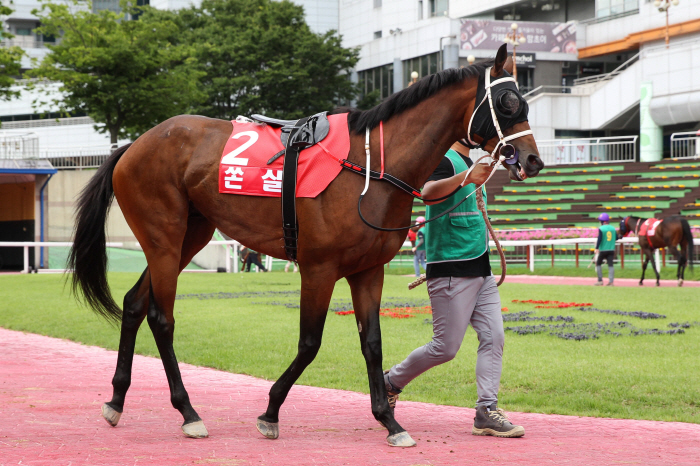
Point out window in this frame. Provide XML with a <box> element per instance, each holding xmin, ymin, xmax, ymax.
<box><xmin>358</xmin><ymin>63</ymin><xmax>394</xmax><ymax>101</ymax></box>
<box><xmin>596</xmin><ymin>0</ymin><xmax>638</xmax><ymax>18</ymax></box>
<box><xmin>373</xmin><ymin>30</ymin><xmax>382</xmax><ymax>39</ymax></box>
<box><xmin>418</xmin><ymin>0</ymin><xmax>423</xmax><ymax>20</ymax></box>
<box><xmin>403</xmin><ymin>52</ymin><xmax>439</xmax><ymax>87</ymax></box>
<box><xmin>15</xmin><ymin>28</ymin><xmax>32</xmax><ymax>36</ymax></box>
<box><xmin>429</xmin><ymin>0</ymin><xmax>448</xmax><ymax>17</ymax></box>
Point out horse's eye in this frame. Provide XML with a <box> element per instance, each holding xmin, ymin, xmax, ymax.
<box><xmin>496</xmin><ymin>90</ymin><xmax>521</xmax><ymax>116</ymax></box>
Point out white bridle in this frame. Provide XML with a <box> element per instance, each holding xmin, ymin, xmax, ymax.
<box><xmin>465</xmin><ymin>66</ymin><xmax>533</xmax><ymax>160</ymax></box>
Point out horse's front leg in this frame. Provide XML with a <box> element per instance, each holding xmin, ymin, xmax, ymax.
<box><xmin>346</xmin><ymin>265</ymin><xmax>415</xmax><ymax>447</ymax></box>
<box><xmin>648</xmin><ymin>251</ymin><xmax>661</xmax><ymax>286</ymax></box>
<box><xmin>256</xmin><ymin>265</ymin><xmax>335</xmax><ymax>440</ymax></box>
<box><xmin>640</xmin><ymin>254</ymin><xmax>649</xmax><ymax>286</ymax></box>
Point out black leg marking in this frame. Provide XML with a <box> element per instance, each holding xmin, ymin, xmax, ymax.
<box><xmin>106</xmin><ymin>269</ymin><xmax>149</xmax><ymax>416</ymax></box>
<box><xmin>146</xmin><ymin>285</ymin><xmax>202</xmax><ymax>427</ymax></box>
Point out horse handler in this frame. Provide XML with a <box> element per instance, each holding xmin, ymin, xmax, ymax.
<box><xmin>594</xmin><ymin>213</ymin><xmax>617</xmax><ymax>286</ymax></box>
<box><xmin>383</xmin><ymin>141</ymin><xmax>524</xmax><ymax>438</ymax></box>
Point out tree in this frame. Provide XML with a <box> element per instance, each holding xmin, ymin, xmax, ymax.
<box><xmin>177</xmin><ymin>0</ymin><xmax>360</xmax><ymax>120</ymax></box>
<box><xmin>0</xmin><ymin>3</ymin><xmax>25</xmax><ymax>104</ymax></box>
<box><xmin>29</xmin><ymin>0</ymin><xmax>205</xmax><ymax>143</ymax></box>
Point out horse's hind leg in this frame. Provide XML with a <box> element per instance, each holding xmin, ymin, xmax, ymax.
<box><xmin>102</xmin><ymin>268</ymin><xmax>150</xmax><ymax>427</ymax></box>
<box><xmin>102</xmin><ymin>215</ymin><xmax>215</xmax><ymax>429</ymax></box>
<box><xmin>346</xmin><ymin>265</ymin><xmax>414</xmax><ymax>447</ymax></box>
<box><xmin>257</xmin><ymin>265</ymin><xmax>335</xmax><ymax>439</ymax></box>
<box><xmin>649</xmin><ymin>252</ymin><xmax>661</xmax><ymax>286</ymax></box>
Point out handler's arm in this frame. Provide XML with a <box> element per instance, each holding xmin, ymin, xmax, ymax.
<box><xmin>422</xmin><ymin>163</ymin><xmax>492</xmax><ymax>205</ymax></box>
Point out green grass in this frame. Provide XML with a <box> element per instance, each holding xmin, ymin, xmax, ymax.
<box><xmin>1</xmin><ymin>273</ymin><xmax>699</xmax><ymax>424</ymax></box>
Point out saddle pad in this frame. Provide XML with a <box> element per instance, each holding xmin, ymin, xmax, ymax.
<box><xmin>218</xmin><ymin>113</ymin><xmax>349</xmax><ymax>197</ymax></box>
<box><xmin>639</xmin><ymin>218</ymin><xmax>661</xmax><ymax>242</ymax></box>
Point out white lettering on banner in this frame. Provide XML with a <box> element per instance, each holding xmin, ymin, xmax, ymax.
<box><xmin>221</xmin><ymin>131</ymin><xmax>259</xmax><ymax>165</ymax></box>
<box><xmin>261</xmin><ymin>169</ymin><xmax>283</xmax><ymax>193</ymax></box>
<box><xmin>224</xmin><ymin>166</ymin><xmax>245</xmax><ymax>190</ymax></box>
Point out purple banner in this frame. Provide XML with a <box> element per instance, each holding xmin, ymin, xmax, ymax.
<box><xmin>460</xmin><ymin>20</ymin><xmax>577</xmax><ymax>55</ymax></box>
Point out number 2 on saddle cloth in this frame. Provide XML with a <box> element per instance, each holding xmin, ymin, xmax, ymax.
<box><xmin>218</xmin><ymin>113</ymin><xmax>348</xmax><ymax>198</ymax></box>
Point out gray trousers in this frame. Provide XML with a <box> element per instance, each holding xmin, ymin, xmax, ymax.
<box><xmin>386</xmin><ymin>275</ymin><xmax>504</xmax><ymax>408</ymax></box>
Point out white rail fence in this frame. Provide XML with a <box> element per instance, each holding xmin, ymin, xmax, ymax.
<box><xmin>3</xmin><ymin>237</ymin><xmax>688</xmax><ymax>276</ymax></box>
<box><xmin>670</xmin><ymin>131</ymin><xmax>700</xmax><ymax>160</ymax></box>
<box><xmin>535</xmin><ymin>136</ymin><xmax>638</xmax><ymax>166</ymax></box>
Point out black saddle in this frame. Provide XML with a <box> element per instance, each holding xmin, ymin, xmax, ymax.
<box><xmin>249</xmin><ymin>111</ymin><xmax>331</xmax><ymax>262</ymax></box>
<box><xmin>250</xmin><ymin>114</ymin><xmax>297</xmax><ymax>128</ymax></box>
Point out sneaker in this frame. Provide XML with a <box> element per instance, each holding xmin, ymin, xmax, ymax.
<box><xmin>594</xmin><ymin>281</ymin><xmax>603</xmax><ymax>286</ymax></box>
<box><xmin>383</xmin><ymin>370</ymin><xmax>401</xmax><ymax>411</ymax></box>
<box><xmin>472</xmin><ymin>405</ymin><xmax>525</xmax><ymax>438</ymax></box>
<box><xmin>606</xmin><ymin>282</ymin><xmax>614</xmax><ymax>286</ymax></box>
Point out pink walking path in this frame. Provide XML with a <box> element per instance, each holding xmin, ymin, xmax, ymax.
<box><xmin>1</xmin><ymin>327</ymin><xmax>699</xmax><ymax>466</ymax></box>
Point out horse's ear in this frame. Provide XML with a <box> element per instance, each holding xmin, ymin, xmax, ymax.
<box><xmin>504</xmin><ymin>56</ymin><xmax>514</xmax><ymax>74</ymax></box>
<box><xmin>492</xmin><ymin>44</ymin><xmax>508</xmax><ymax>76</ymax></box>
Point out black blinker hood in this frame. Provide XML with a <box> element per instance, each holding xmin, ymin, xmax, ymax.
<box><xmin>467</xmin><ymin>69</ymin><xmax>529</xmax><ymax>150</ymax></box>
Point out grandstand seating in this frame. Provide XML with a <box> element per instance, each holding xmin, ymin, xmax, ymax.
<box><xmin>411</xmin><ymin>159</ymin><xmax>700</xmax><ymax>230</ymax></box>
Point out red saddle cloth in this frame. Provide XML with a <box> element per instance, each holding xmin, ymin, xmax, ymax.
<box><xmin>218</xmin><ymin>114</ymin><xmax>349</xmax><ymax>197</ymax></box>
<box><xmin>638</xmin><ymin>218</ymin><xmax>661</xmax><ymax>245</ymax></box>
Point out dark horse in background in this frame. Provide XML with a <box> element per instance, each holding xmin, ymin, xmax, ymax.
<box><xmin>67</xmin><ymin>45</ymin><xmax>544</xmax><ymax>447</ymax></box>
<box><xmin>620</xmin><ymin>215</ymin><xmax>694</xmax><ymax>287</ymax></box>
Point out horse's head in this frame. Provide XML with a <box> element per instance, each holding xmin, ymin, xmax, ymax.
<box><xmin>462</xmin><ymin>44</ymin><xmax>544</xmax><ymax>182</ymax></box>
<box><xmin>619</xmin><ymin>216</ymin><xmax>630</xmax><ymax>237</ymax></box>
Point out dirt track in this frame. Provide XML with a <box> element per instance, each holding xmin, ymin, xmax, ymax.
<box><xmin>1</xmin><ymin>327</ymin><xmax>699</xmax><ymax>465</ymax></box>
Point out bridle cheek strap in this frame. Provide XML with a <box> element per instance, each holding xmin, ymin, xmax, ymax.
<box><xmin>466</xmin><ymin>67</ymin><xmax>533</xmax><ymax>161</ymax></box>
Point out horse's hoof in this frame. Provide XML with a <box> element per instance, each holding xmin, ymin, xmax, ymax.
<box><xmin>256</xmin><ymin>418</ymin><xmax>279</xmax><ymax>439</ymax></box>
<box><xmin>678</xmin><ymin>279</ymin><xmax>684</xmax><ymax>287</ymax></box>
<box><xmin>638</xmin><ymin>282</ymin><xmax>643</xmax><ymax>286</ymax></box>
<box><xmin>182</xmin><ymin>420</ymin><xmax>209</xmax><ymax>438</ymax></box>
<box><xmin>387</xmin><ymin>431</ymin><xmax>417</xmax><ymax>447</ymax></box>
<box><xmin>656</xmin><ymin>282</ymin><xmax>660</xmax><ymax>287</ymax></box>
<box><xmin>101</xmin><ymin>403</ymin><xmax>121</xmax><ymax>427</ymax></box>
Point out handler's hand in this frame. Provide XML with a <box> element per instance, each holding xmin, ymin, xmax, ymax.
<box><xmin>594</xmin><ymin>249</ymin><xmax>599</xmax><ymax>254</ymax></box>
<box><xmin>461</xmin><ymin>163</ymin><xmax>493</xmax><ymax>187</ymax></box>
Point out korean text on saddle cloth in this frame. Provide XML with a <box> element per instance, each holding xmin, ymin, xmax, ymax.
<box><xmin>218</xmin><ymin>114</ymin><xmax>350</xmax><ymax>198</ymax></box>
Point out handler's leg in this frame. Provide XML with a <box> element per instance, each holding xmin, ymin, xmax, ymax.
<box><xmin>386</xmin><ymin>276</ymin><xmax>483</xmax><ymax>390</ymax></box>
<box><xmin>470</xmin><ymin>275</ymin><xmax>504</xmax><ymax>409</ymax></box>
<box><xmin>595</xmin><ymin>252</ymin><xmax>604</xmax><ymax>285</ymax></box>
<box><xmin>606</xmin><ymin>252</ymin><xmax>615</xmax><ymax>286</ymax></box>
<box><xmin>470</xmin><ymin>276</ymin><xmax>524</xmax><ymax>438</ymax></box>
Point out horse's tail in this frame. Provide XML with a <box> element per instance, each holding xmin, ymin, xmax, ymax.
<box><xmin>680</xmin><ymin>218</ymin><xmax>694</xmax><ymax>270</ymax></box>
<box><xmin>67</xmin><ymin>143</ymin><xmax>132</xmax><ymax>325</ymax></box>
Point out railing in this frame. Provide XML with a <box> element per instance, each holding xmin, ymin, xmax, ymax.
<box><xmin>573</xmin><ymin>52</ymin><xmax>639</xmax><ymax>86</ymax></box>
<box><xmin>42</xmin><ymin>145</ymin><xmax>115</xmax><ymax>169</ymax></box>
<box><xmin>0</xmin><ymin>240</ymin><xmax>243</xmax><ymax>274</ymax></box>
<box><xmin>670</xmin><ymin>131</ymin><xmax>700</xmax><ymax>160</ymax></box>
<box><xmin>0</xmin><ymin>37</ymin><xmax>56</xmax><ymax>49</ymax></box>
<box><xmin>3</xmin><ymin>238</ymin><xmax>698</xmax><ymax>275</ymax></box>
<box><xmin>0</xmin><ymin>133</ymin><xmax>40</xmax><ymax>159</ymax></box>
<box><xmin>1</xmin><ymin>116</ymin><xmax>95</xmax><ymax>130</ymax></box>
<box><xmin>523</xmin><ymin>85</ymin><xmax>575</xmax><ymax>100</ymax></box>
<box><xmin>535</xmin><ymin>135</ymin><xmax>637</xmax><ymax>166</ymax></box>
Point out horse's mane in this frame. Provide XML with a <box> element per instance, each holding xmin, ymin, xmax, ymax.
<box><xmin>340</xmin><ymin>59</ymin><xmax>495</xmax><ymax>134</ymax></box>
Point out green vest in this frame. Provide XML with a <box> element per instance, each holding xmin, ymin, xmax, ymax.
<box><xmin>598</xmin><ymin>224</ymin><xmax>616</xmax><ymax>251</ymax></box>
<box><xmin>425</xmin><ymin>150</ymin><xmax>488</xmax><ymax>264</ymax></box>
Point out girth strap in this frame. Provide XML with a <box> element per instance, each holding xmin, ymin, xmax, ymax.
<box><xmin>281</xmin><ymin>117</ymin><xmax>309</xmax><ymax>262</ymax></box>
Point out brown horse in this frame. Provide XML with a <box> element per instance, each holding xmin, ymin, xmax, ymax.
<box><xmin>67</xmin><ymin>44</ymin><xmax>544</xmax><ymax>447</ymax></box>
<box><xmin>620</xmin><ymin>215</ymin><xmax>694</xmax><ymax>287</ymax></box>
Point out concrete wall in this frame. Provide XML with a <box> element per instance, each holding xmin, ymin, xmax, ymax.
<box><xmin>46</xmin><ymin>169</ymin><xmax>227</xmax><ymax>270</ymax></box>
<box><xmin>47</xmin><ymin>169</ymin><xmax>136</xmax><ymax>243</ymax></box>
